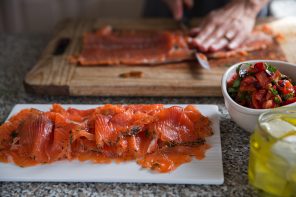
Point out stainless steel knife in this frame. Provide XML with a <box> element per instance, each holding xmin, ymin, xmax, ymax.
<box><xmin>195</xmin><ymin>52</ymin><xmax>211</xmax><ymax>70</ymax></box>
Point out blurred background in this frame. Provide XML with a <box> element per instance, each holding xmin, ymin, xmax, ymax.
<box><xmin>0</xmin><ymin>0</ymin><xmax>296</xmax><ymax>33</ymax></box>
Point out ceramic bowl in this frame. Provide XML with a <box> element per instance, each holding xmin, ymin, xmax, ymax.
<box><xmin>221</xmin><ymin>60</ymin><xmax>296</xmax><ymax>132</ymax></box>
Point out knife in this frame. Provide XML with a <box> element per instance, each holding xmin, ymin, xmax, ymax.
<box><xmin>195</xmin><ymin>52</ymin><xmax>211</xmax><ymax>70</ymax></box>
<box><xmin>179</xmin><ymin>10</ymin><xmax>211</xmax><ymax>70</ymax></box>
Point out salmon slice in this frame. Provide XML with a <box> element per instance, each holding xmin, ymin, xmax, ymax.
<box><xmin>0</xmin><ymin>109</ymin><xmax>37</xmax><ymax>148</ymax></box>
<box><xmin>77</xmin><ymin>151</ymin><xmax>112</xmax><ymax>164</ymax></box>
<box><xmin>10</xmin><ymin>151</ymin><xmax>39</xmax><ymax>167</ymax></box>
<box><xmin>94</xmin><ymin>113</ymin><xmax>118</xmax><ymax>146</ymax></box>
<box><xmin>69</xmin><ymin>26</ymin><xmax>192</xmax><ymax>65</ymax></box>
<box><xmin>15</xmin><ymin>111</ymin><xmax>54</xmax><ymax>163</ymax></box>
<box><xmin>151</xmin><ymin>106</ymin><xmax>200</xmax><ymax>144</ymax></box>
<box><xmin>137</xmin><ymin>144</ymin><xmax>210</xmax><ymax>173</ymax></box>
<box><xmin>184</xmin><ymin>105</ymin><xmax>213</xmax><ymax>138</ymax></box>
<box><xmin>48</xmin><ymin>113</ymin><xmax>72</xmax><ymax>161</ymax></box>
<box><xmin>0</xmin><ymin>104</ymin><xmax>213</xmax><ymax>172</ymax></box>
<box><xmin>51</xmin><ymin>104</ymin><xmax>95</xmax><ymax>123</ymax></box>
<box><xmin>69</xmin><ymin>25</ymin><xmax>278</xmax><ymax>66</ymax></box>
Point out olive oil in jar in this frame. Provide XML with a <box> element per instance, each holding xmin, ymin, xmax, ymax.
<box><xmin>248</xmin><ymin>107</ymin><xmax>296</xmax><ymax>196</ymax></box>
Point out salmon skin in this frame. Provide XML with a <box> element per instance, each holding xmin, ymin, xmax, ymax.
<box><xmin>69</xmin><ymin>24</ymin><xmax>278</xmax><ymax>66</ymax></box>
<box><xmin>0</xmin><ymin>104</ymin><xmax>213</xmax><ymax>173</ymax></box>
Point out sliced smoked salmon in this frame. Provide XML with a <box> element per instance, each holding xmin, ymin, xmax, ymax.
<box><xmin>69</xmin><ymin>25</ymin><xmax>278</xmax><ymax>66</ymax></box>
<box><xmin>0</xmin><ymin>104</ymin><xmax>213</xmax><ymax>173</ymax></box>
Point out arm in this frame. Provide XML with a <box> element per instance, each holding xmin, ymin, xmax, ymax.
<box><xmin>190</xmin><ymin>0</ymin><xmax>270</xmax><ymax>52</ymax></box>
<box><xmin>162</xmin><ymin>0</ymin><xmax>194</xmax><ymax>20</ymax></box>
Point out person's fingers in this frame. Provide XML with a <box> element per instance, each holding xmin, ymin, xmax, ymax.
<box><xmin>196</xmin><ymin>24</ymin><xmax>215</xmax><ymax>43</ymax></box>
<box><xmin>183</xmin><ymin>0</ymin><xmax>194</xmax><ymax>9</ymax></box>
<box><xmin>190</xmin><ymin>37</ymin><xmax>206</xmax><ymax>52</ymax></box>
<box><xmin>225</xmin><ymin>30</ymin><xmax>237</xmax><ymax>40</ymax></box>
<box><xmin>228</xmin><ymin>32</ymin><xmax>247</xmax><ymax>49</ymax></box>
<box><xmin>201</xmin><ymin>27</ymin><xmax>226</xmax><ymax>51</ymax></box>
<box><xmin>209</xmin><ymin>38</ymin><xmax>228</xmax><ymax>52</ymax></box>
<box><xmin>189</xmin><ymin>27</ymin><xmax>201</xmax><ymax>37</ymax></box>
<box><xmin>167</xmin><ymin>0</ymin><xmax>183</xmax><ymax>20</ymax></box>
<box><xmin>163</xmin><ymin>0</ymin><xmax>183</xmax><ymax>20</ymax></box>
<box><xmin>190</xmin><ymin>24</ymin><xmax>215</xmax><ymax>52</ymax></box>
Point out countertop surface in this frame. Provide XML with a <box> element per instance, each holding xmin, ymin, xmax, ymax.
<box><xmin>0</xmin><ymin>34</ymin><xmax>257</xmax><ymax>196</ymax></box>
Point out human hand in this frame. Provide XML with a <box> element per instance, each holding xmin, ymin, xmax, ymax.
<box><xmin>190</xmin><ymin>1</ymin><xmax>258</xmax><ymax>52</ymax></box>
<box><xmin>162</xmin><ymin>0</ymin><xmax>194</xmax><ymax>20</ymax></box>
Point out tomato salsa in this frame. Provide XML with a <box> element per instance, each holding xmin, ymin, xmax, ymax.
<box><xmin>227</xmin><ymin>62</ymin><xmax>296</xmax><ymax>109</ymax></box>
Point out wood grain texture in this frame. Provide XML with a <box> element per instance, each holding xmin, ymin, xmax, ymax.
<box><xmin>24</xmin><ymin>18</ymin><xmax>296</xmax><ymax>97</ymax></box>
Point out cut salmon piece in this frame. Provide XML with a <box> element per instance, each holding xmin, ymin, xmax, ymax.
<box><xmin>151</xmin><ymin>106</ymin><xmax>200</xmax><ymax>144</ymax></box>
<box><xmin>17</xmin><ymin>112</ymin><xmax>54</xmax><ymax>163</ymax></box>
<box><xmin>69</xmin><ymin>26</ymin><xmax>193</xmax><ymax>66</ymax></box>
<box><xmin>0</xmin><ymin>104</ymin><xmax>213</xmax><ymax>172</ymax></box>
<box><xmin>94</xmin><ymin>113</ymin><xmax>118</xmax><ymax>147</ymax></box>
<box><xmin>184</xmin><ymin>105</ymin><xmax>213</xmax><ymax>138</ymax></box>
<box><xmin>0</xmin><ymin>109</ymin><xmax>37</xmax><ymax>148</ymax></box>
<box><xmin>77</xmin><ymin>151</ymin><xmax>112</xmax><ymax>164</ymax></box>
<box><xmin>137</xmin><ymin>144</ymin><xmax>210</xmax><ymax>173</ymax></box>
<box><xmin>69</xmin><ymin>25</ymin><xmax>278</xmax><ymax>66</ymax></box>
<box><xmin>10</xmin><ymin>150</ymin><xmax>39</xmax><ymax>167</ymax></box>
<box><xmin>48</xmin><ymin>113</ymin><xmax>72</xmax><ymax>161</ymax></box>
<box><xmin>51</xmin><ymin>104</ymin><xmax>95</xmax><ymax>123</ymax></box>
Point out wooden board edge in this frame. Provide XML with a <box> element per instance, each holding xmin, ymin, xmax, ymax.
<box><xmin>23</xmin><ymin>80</ymin><xmax>69</xmax><ymax>96</ymax></box>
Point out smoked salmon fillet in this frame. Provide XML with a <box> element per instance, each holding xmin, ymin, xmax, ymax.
<box><xmin>69</xmin><ymin>25</ymin><xmax>278</xmax><ymax>66</ymax></box>
<box><xmin>0</xmin><ymin>104</ymin><xmax>213</xmax><ymax>173</ymax></box>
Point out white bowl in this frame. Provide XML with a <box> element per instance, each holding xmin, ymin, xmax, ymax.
<box><xmin>221</xmin><ymin>60</ymin><xmax>296</xmax><ymax>132</ymax></box>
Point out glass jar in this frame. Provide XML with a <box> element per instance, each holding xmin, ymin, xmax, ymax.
<box><xmin>248</xmin><ymin>107</ymin><xmax>296</xmax><ymax>196</ymax></box>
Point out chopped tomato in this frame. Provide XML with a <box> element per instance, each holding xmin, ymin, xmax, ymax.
<box><xmin>272</xmin><ymin>70</ymin><xmax>281</xmax><ymax>82</ymax></box>
<box><xmin>262</xmin><ymin>100</ymin><xmax>275</xmax><ymax>109</ymax></box>
<box><xmin>278</xmin><ymin>80</ymin><xmax>295</xmax><ymax>95</ymax></box>
<box><xmin>227</xmin><ymin>73</ymin><xmax>238</xmax><ymax>87</ymax></box>
<box><xmin>283</xmin><ymin>97</ymin><xmax>296</xmax><ymax>105</ymax></box>
<box><xmin>239</xmin><ymin>84</ymin><xmax>256</xmax><ymax>92</ymax></box>
<box><xmin>254</xmin><ymin>89</ymin><xmax>266</xmax><ymax>101</ymax></box>
<box><xmin>241</xmin><ymin>76</ymin><xmax>257</xmax><ymax>84</ymax></box>
<box><xmin>255</xmin><ymin>71</ymin><xmax>270</xmax><ymax>88</ymax></box>
<box><xmin>254</xmin><ymin>62</ymin><xmax>265</xmax><ymax>72</ymax></box>
<box><xmin>227</xmin><ymin>62</ymin><xmax>296</xmax><ymax>109</ymax></box>
<box><xmin>266</xmin><ymin>90</ymin><xmax>273</xmax><ymax>100</ymax></box>
<box><xmin>251</xmin><ymin>93</ymin><xmax>261</xmax><ymax>109</ymax></box>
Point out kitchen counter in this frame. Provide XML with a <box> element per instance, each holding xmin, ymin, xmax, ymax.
<box><xmin>0</xmin><ymin>34</ymin><xmax>258</xmax><ymax>196</ymax></box>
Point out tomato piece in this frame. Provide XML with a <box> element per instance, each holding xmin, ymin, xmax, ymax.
<box><xmin>241</xmin><ymin>76</ymin><xmax>257</xmax><ymax>84</ymax></box>
<box><xmin>255</xmin><ymin>71</ymin><xmax>270</xmax><ymax>88</ymax></box>
<box><xmin>239</xmin><ymin>84</ymin><xmax>256</xmax><ymax>92</ymax></box>
<box><xmin>283</xmin><ymin>97</ymin><xmax>296</xmax><ymax>105</ymax></box>
<box><xmin>272</xmin><ymin>70</ymin><xmax>281</xmax><ymax>82</ymax></box>
<box><xmin>227</xmin><ymin>73</ymin><xmax>238</xmax><ymax>87</ymax></box>
<box><xmin>254</xmin><ymin>89</ymin><xmax>267</xmax><ymax>101</ymax></box>
<box><xmin>254</xmin><ymin>62</ymin><xmax>266</xmax><ymax>72</ymax></box>
<box><xmin>278</xmin><ymin>80</ymin><xmax>295</xmax><ymax>95</ymax></box>
<box><xmin>251</xmin><ymin>92</ymin><xmax>261</xmax><ymax>109</ymax></box>
<box><xmin>266</xmin><ymin>90</ymin><xmax>273</xmax><ymax>100</ymax></box>
<box><xmin>262</xmin><ymin>100</ymin><xmax>275</xmax><ymax>109</ymax></box>
<box><xmin>247</xmin><ymin>65</ymin><xmax>257</xmax><ymax>74</ymax></box>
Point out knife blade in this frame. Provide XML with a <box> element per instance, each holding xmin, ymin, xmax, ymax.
<box><xmin>195</xmin><ymin>52</ymin><xmax>211</xmax><ymax>70</ymax></box>
<box><xmin>179</xmin><ymin>7</ymin><xmax>211</xmax><ymax>70</ymax></box>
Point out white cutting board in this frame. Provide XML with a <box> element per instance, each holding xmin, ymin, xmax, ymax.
<box><xmin>0</xmin><ymin>104</ymin><xmax>224</xmax><ymax>184</ymax></box>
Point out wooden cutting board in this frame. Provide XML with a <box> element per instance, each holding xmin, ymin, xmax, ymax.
<box><xmin>24</xmin><ymin>18</ymin><xmax>296</xmax><ymax>97</ymax></box>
